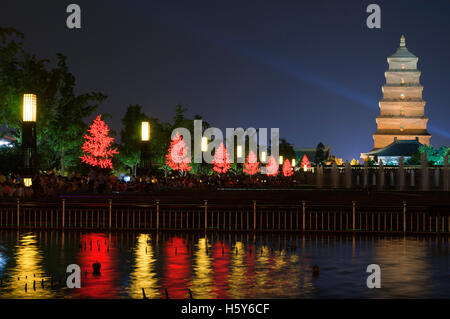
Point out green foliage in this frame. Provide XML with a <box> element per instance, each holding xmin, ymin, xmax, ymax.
<box><xmin>315</xmin><ymin>142</ymin><xmax>325</xmax><ymax>164</ymax></box>
<box><xmin>0</xmin><ymin>28</ymin><xmax>106</xmax><ymax>173</ymax></box>
<box><xmin>0</xmin><ymin>144</ymin><xmax>21</xmax><ymax>174</ymax></box>
<box><xmin>279</xmin><ymin>138</ymin><xmax>296</xmax><ymax>160</ymax></box>
<box><xmin>228</xmin><ymin>162</ymin><xmax>241</xmax><ymax>176</ymax></box>
<box><xmin>118</xmin><ymin>105</ymin><xmax>171</xmax><ymax>173</ymax></box>
<box><xmin>408</xmin><ymin>145</ymin><xmax>449</xmax><ymax>165</ymax></box>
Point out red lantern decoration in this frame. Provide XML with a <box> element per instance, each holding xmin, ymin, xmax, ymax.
<box><xmin>80</xmin><ymin>115</ymin><xmax>118</xmax><ymax>169</ymax></box>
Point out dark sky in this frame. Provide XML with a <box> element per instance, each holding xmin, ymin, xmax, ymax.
<box><xmin>1</xmin><ymin>0</ymin><xmax>449</xmax><ymax>160</ymax></box>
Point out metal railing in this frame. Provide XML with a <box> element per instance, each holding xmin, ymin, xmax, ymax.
<box><xmin>0</xmin><ymin>198</ymin><xmax>449</xmax><ymax>234</ymax></box>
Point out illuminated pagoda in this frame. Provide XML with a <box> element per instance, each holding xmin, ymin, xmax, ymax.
<box><xmin>362</xmin><ymin>35</ymin><xmax>431</xmax><ymax>162</ymax></box>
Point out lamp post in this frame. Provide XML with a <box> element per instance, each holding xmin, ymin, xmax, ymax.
<box><xmin>261</xmin><ymin>151</ymin><xmax>266</xmax><ymax>163</ymax></box>
<box><xmin>22</xmin><ymin>94</ymin><xmax>37</xmax><ymax>181</ymax></box>
<box><xmin>201</xmin><ymin>137</ymin><xmax>208</xmax><ymax>152</ymax></box>
<box><xmin>139</xmin><ymin>121</ymin><xmax>151</xmax><ymax>176</ymax></box>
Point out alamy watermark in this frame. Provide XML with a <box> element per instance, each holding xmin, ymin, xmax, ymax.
<box><xmin>168</xmin><ymin>120</ymin><xmax>280</xmax><ymax>175</ymax></box>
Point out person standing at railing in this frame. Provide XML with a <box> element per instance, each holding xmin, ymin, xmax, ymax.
<box><xmin>16</xmin><ymin>182</ymin><xmax>24</xmax><ymax>198</ymax></box>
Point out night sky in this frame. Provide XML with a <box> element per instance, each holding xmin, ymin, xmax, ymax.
<box><xmin>1</xmin><ymin>0</ymin><xmax>449</xmax><ymax>160</ymax></box>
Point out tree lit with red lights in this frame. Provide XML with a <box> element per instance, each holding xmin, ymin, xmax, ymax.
<box><xmin>165</xmin><ymin>133</ymin><xmax>192</xmax><ymax>172</ymax></box>
<box><xmin>300</xmin><ymin>154</ymin><xmax>311</xmax><ymax>169</ymax></box>
<box><xmin>243</xmin><ymin>150</ymin><xmax>260</xmax><ymax>175</ymax></box>
<box><xmin>213</xmin><ymin>143</ymin><xmax>231</xmax><ymax>174</ymax></box>
<box><xmin>80</xmin><ymin>115</ymin><xmax>119</xmax><ymax>169</ymax></box>
<box><xmin>265</xmin><ymin>155</ymin><xmax>279</xmax><ymax>176</ymax></box>
<box><xmin>282</xmin><ymin>159</ymin><xmax>293</xmax><ymax>177</ymax></box>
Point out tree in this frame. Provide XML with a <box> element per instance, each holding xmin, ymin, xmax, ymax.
<box><xmin>165</xmin><ymin>133</ymin><xmax>191</xmax><ymax>172</ymax></box>
<box><xmin>243</xmin><ymin>150</ymin><xmax>260</xmax><ymax>175</ymax></box>
<box><xmin>48</xmin><ymin>54</ymin><xmax>105</xmax><ymax>175</ymax></box>
<box><xmin>118</xmin><ymin>105</ymin><xmax>149</xmax><ymax>174</ymax></box>
<box><xmin>282</xmin><ymin>159</ymin><xmax>293</xmax><ymax>177</ymax></box>
<box><xmin>279</xmin><ymin>138</ymin><xmax>296</xmax><ymax>160</ymax></box>
<box><xmin>0</xmin><ymin>28</ymin><xmax>106</xmax><ymax>172</ymax></box>
<box><xmin>173</xmin><ymin>104</ymin><xmax>188</xmax><ymax>128</ymax></box>
<box><xmin>80</xmin><ymin>115</ymin><xmax>119</xmax><ymax>169</ymax></box>
<box><xmin>363</xmin><ymin>157</ymin><xmax>376</xmax><ymax>166</ymax></box>
<box><xmin>300</xmin><ymin>154</ymin><xmax>311</xmax><ymax>168</ymax></box>
<box><xmin>409</xmin><ymin>145</ymin><xmax>450</xmax><ymax>165</ymax></box>
<box><xmin>265</xmin><ymin>155</ymin><xmax>279</xmax><ymax>176</ymax></box>
<box><xmin>212</xmin><ymin>143</ymin><xmax>231</xmax><ymax>174</ymax></box>
<box><xmin>315</xmin><ymin>142</ymin><xmax>325</xmax><ymax>164</ymax></box>
<box><xmin>334</xmin><ymin>157</ymin><xmax>343</xmax><ymax>165</ymax></box>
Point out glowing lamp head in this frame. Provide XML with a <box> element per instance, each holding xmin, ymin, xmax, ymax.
<box><xmin>292</xmin><ymin>159</ymin><xmax>296</xmax><ymax>167</ymax></box>
<box><xmin>201</xmin><ymin>137</ymin><xmax>208</xmax><ymax>152</ymax></box>
<box><xmin>141</xmin><ymin>122</ymin><xmax>150</xmax><ymax>141</ymax></box>
<box><xmin>303</xmin><ymin>164</ymin><xmax>308</xmax><ymax>172</ymax></box>
<box><xmin>23</xmin><ymin>94</ymin><xmax>37</xmax><ymax>122</ymax></box>
<box><xmin>279</xmin><ymin>156</ymin><xmax>283</xmax><ymax>165</ymax></box>
<box><xmin>261</xmin><ymin>151</ymin><xmax>266</xmax><ymax>163</ymax></box>
<box><xmin>237</xmin><ymin>145</ymin><xmax>243</xmax><ymax>158</ymax></box>
<box><xmin>23</xmin><ymin>178</ymin><xmax>32</xmax><ymax>187</ymax></box>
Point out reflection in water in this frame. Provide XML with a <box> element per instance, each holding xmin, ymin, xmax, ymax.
<box><xmin>191</xmin><ymin>237</ymin><xmax>212</xmax><ymax>298</ymax></box>
<box><xmin>371</xmin><ymin>238</ymin><xmax>432</xmax><ymax>298</ymax></box>
<box><xmin>212</xmin><ymin>241</ymin><xmax>230</xmax><ymax>298</ymax></box>
<box><xmin>0</xmin><ymin>231</ymin><xmax>449</xmax><ymax>299</ymax></box>
<box><xmin>75</xmin><ymin>233</ymin><xmax>118</xmax><ymax>298</ymax></box>
<box><xmin>0</xmin><ymin>250</ymin><xmax>6</xmax><ymax>275</ymax></box>
<box><xmin>1</xmin><ymin>232</ymin><xmax>55</xmax><ymax>298</ymax></box>
<box><xmin>127</xmin><ymin>234</ymin><xmax>158</xmax><ymax>298</ymax></box>
<box><xmin>163</xmin><ymin>237</ymin><xmax>191</xmax><ymax>299</ymax></box>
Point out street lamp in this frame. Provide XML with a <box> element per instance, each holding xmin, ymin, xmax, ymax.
<box><xmin>23</xmin><ymin>178</ymin><xmax>32</xmax><ymax>187</ymax></box>
<box><xmin>279</xmin><ymin>155</ymin><xmax>283</xmax><ymax>165</ymax></box>
<box><xmin>237</xmin><ymin>145</ymin><xmax>243</xmax><ymax>159</ymax></box>
<box><xmin>261</xmin><ymin>151</ymin><xmax>266</xmax><ymax>163</ymax></box>
<box><xmin>292</xmin><ymin>158</ymin><xmax>296</xmax><ymax>167</ymax></box>
<box><xmin>141</xmin><ymin>121</ymin><xmax>150</xmax><ymax>141</ymax></box>
<box><xmin>201</xmin><ymin>137</ymin><xmax>208</xmax><ymax>152</ymax></box>
<box><xmin>139</xmin><ymin>121</ymin><xmax>151</xmax><ymax>176</ymax></box>
<box><xmin>22</xmin><ymin>93</ymin><xmax>37</xmax><ymax>178</ymax></box>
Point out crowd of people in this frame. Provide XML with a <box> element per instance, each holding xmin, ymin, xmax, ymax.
<box><xmin>0</xmin><ymin>169</ymin><xmax>304</xmax><ymax>200</ymax></box>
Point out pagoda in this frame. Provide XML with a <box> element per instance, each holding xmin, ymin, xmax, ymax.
<box><xmin>372</xmin><ymin>35</ymin><xmax>431</xmax><ymax>150</ymax></box>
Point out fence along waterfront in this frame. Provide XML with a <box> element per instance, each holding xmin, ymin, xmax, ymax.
<box><xmin>0</xmin><ymin>199</ymin><xmax>449</xmax><ymax>234</ymax></box>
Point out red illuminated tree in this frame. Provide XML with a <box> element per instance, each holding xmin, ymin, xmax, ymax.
<box><xmin>243</xmin><ymin>150</ymin><xmax>260</xmax><ymax>175</ymax></box>
<box><xmin>265</xmin><ymin>155</ymin><xmax>279</xmax><ymax>176</ymax></box>
<box><xmin>80</xmin><ymin>115</ymin><xmax>119</xmax><ymax>169</ymax></box>
<box><xmin>300</xmin><ymin>154</ymin><xmax>311</xmax><ymax>169</ymax></box>
<box><xmin>165</xmin><ymin>133</ymin><xmax>192</xmax><ymax>172</ymax></box>
<box><xmin>213</xmin><ymin>143</ymin><xmax>231</xmax><ymax>174</ymax></box>
<box><xmin>282</xmin><ymin>159</ymin><xmax>293</xmax><ymax>177</ymax></box>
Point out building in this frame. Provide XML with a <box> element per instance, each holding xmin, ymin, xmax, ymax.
<box><xmin>362</xmin><ymin>35</ymin><xmax>431</xmax><ymax>161</ymax></box>
<box><xmin>362</xmin><ymin>137</ymin><xmax>421</xmax><ymax>165</ymax></box>
<box><xmin>0</xmin><ymin>135</ymin><xmax>16</xmax><ymax>148</ymax></box>
<box><xmin>295</xmin><ymin>143</ymin><xmax>332</xmax><ymax>164</ymax></box>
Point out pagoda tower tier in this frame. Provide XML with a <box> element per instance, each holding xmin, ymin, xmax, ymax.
<box><xmin>372</xmin><ymin>35</ymin><xmax>431</xmax><ymax>150</ymax></box>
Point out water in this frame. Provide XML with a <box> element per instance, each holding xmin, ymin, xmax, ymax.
<box><xmin>0</xmin><ymin>231</ymin><xmax>449</xmax><ymax>299</ymax></box>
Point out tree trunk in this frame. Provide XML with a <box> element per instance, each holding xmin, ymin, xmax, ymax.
<box><xmin>61</xmin><ymin>147</ymin><xmax>65</xmax><ymax>176</ymax></box>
